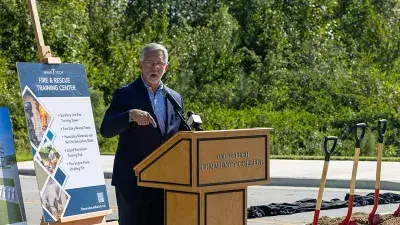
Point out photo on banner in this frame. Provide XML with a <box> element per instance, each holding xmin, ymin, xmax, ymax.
<box><xmin>16</xmin><ymin>63</ymin><xmax>110</xmax><ymax>222</ymax></box>
<box><xmin>0</xmin><ymin>107</ymin><xmax>28</xmax><ymax>225</ymax></box>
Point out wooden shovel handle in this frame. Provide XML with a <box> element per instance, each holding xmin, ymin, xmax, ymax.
<box><xmin>315</xmin><ymin>161</ymin><xmax>330</xmax><ymax>210</ymax></box>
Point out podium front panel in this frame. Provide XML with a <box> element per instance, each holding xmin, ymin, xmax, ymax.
<box><xmin>165</xmin><ymin>190</ymin><xmax>200</xmax><ymax>225</ymax></box>
<box><xmin>205</xmin><ymin>190</ymin><xmax>245</xmax><ymax>225</ymax></box>
<box><xmin>197</xmin><ymin>134</ymin><xmax>268</xmax><ymax>187</ymax></box>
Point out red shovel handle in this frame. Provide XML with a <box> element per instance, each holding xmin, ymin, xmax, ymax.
<box><xmin>323</xmin><ymin>136</ymin><xmax>337</xmax><ymax>161</ymax></box>
<box><xmin>355</xmin><ymin>123</ymin><xmax>367</xmax><ymax>148</ymax></box>
<box><xmin>378</xmin><ymin>119</ymin><xmax>387</xmax><ymax>144</ymax></box>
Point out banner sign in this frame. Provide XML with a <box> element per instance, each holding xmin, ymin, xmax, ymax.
<box><xmin>16</xmin><ymin>63</ymin><xmax>110</xmax><ymax>222</ymax></box>
<box><xmin>0</xmin><ymin>107</ymin><xmax>27</xmax><ymax>225</ymax></box>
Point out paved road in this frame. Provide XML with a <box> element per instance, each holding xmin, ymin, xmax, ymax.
<box><xmin>20</xmin><ymin>176</ymin><xmax>399</xmax><ymax>225</ymax></box>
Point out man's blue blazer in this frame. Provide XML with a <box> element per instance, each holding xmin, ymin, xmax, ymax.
<box><xmin>100</xmin><ymin>76</ymin><xmax>185</xmax><ymax>201</ymax></box>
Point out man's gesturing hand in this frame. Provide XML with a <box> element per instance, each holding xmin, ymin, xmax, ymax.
<box><xmin>129</xmin><ymin>109</ymin><xmax>157</xmax><ymax>128</ymax></box>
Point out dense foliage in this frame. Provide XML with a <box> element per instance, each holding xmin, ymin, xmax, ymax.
<box><xmin>1</xmin><ymin>0</ymin><xmax>400</xmax><ymax>158</ymax></box>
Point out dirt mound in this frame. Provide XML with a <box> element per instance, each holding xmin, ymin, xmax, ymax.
<box><xmin>310</xmin><ymin>212</ymin><xmax>400</xmax><ymax>225</ymax></box>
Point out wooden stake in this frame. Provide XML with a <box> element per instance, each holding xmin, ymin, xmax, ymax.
<box><xmin>26</xmin><ymin>0</ymin><xmax>61</xmax><ymax>64</ymax></box>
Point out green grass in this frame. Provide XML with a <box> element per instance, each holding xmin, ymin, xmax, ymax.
<box><xmin>0</xmin><ymin>178</ymin><xmax>15</xmax><ymax>187</ymax></box>
<box><xmin>15</xmin><ymin>149</ymin><xmax>32</xmax><ymax>162</ymax></box>
<box><xmin>101</xmin><ymin>152</ymin><xmax>116</xmax><ymax>155</ymax></box>
<box><xmin>270</xmin><ymin>155</ymin><xmax>400</xmax><ymax>161</ymax></box>
<box><xmin>0</xmin><ymin>200</ymin><xmax>23</xmax><ymax>224</ymax></box>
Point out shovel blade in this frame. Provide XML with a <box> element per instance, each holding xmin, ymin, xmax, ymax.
<box><xmin>339</xmin><ymin>220</ymin><xmax>357</xmax><ymax>225</ymax></box>
<box><xmin>368</xmin><ymin>214</ymin><xmax>380</xmax><ymax>225</ymax></box>
<box><xmin>394</xmin><ymin>206</ymin><xmax>400</xmax><ymax>217</ymax></box>
<box><xmin>348</xmin><ymin>220</ymin><xmax>358</xmax><ymax>225</ymax></box>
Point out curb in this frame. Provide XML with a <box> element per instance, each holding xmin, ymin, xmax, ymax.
<box><xmin>19</xmin><ymin>169</ymin><xmax>114</xmax><ymax>179</ymax></box>
<box><xmin>18</xmin><ymin>169</ymin><xmax>36</xmax><ymax>176</ymax></box>
<box><xmin>19</xmin><ymin>169</ymin><xmax>400</xmax><ymax>191</ymax></box>
<box><xmin>270</xmin><ymin>178</ymin><xmax>400</xmax><ymax>191</ymax></box>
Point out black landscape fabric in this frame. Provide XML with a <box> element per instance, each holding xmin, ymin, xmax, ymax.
<box><xmin>248</xmin><ymin>193</ymin><xmax>400</xmax><ymax>218</ymax></box>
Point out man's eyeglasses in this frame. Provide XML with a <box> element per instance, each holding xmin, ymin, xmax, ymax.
<box><xmin>142</xmin><ymin>60</ymin><xmax>167</xmax><ymax>67</ymax></box>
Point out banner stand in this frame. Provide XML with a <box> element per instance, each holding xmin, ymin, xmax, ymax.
<box><xmin>26</xmin><ymin>0</ymin><xmax>117</xmax><ymax>224</ymax></box>
<box><xmin>39</xmin><ymin>210</ymin><xmax>115</xmax><ymax>225</ymax></box>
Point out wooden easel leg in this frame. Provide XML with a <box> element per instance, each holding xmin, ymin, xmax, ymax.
<box><xmin>26</xmin><ymin>0</ymin><xmax>61</xmax><ymax>63</ymax></box>
<box><xmin>39</xmin><ymin>215</ymin><xmax>119</xmax><ymax>225</ymax></box>
<box><xmin>40</xmin><ymin>216</ymin><xmax>48</xmax><ymax>225</ymax></box>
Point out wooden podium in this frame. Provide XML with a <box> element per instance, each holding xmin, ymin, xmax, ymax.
<box><xmin>133</xmin><ymin>128</ymin><xmax>272</xmax><ymax>225</ymax></box>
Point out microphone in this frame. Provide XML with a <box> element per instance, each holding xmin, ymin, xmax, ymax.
<box><xmin>162</xmin><ymin>89</ymin><xmax>191</xmax><ymax>131</ymax></box>
<box><xmin>187</xmin><ymin>111</ymin><xmax>203</xmax><ymax>131</ymax></box>
<box><xmin>163</xmin><ymin>89</ymin><xmax>183</xmax><ymax>112</ymax></box>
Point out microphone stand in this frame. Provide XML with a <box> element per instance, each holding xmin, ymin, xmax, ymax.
<box><xmin>163</xmin><ymin>89</ymin><xmax>192</xmax><ymax>131</ymax></box>
<box><xmin>173</xmin><ymin>107</ymin><xmax>192</xmax><ymax>131</ymax></box>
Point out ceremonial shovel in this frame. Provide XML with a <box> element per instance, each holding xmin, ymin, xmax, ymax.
<box><xmin>368</xmin><ymin>119</ymin><xmax>387</xmax><ymax>225</ymax></box>
<box><xmin>395</xmin><ymin>205</ymin><xmax>400</xmax><ymax>217</ymax></box>
<box><xmin>312</xmin><ymin>136</ymin><xmax>338</xmax><ymax>225</ymax></box>
<box><xmin>339</xmin><ymin>123</ymin><xmax>367</xmax><ymax>225</ymax></box>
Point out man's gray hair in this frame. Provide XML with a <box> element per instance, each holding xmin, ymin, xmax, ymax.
<box><xmin>140</xmin><ymin>43</ymin><xmax>169</xmax><ymax>64</ymax></box>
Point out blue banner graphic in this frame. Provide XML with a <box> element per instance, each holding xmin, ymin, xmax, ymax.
<box><xmin>17</xmin><ymin>63</ymin><xmax>110</xmax><ymax>222</ymax></box>
<box><xmin>0</xmin><ymin>107</ymin><xmax>27</xmax><ymax>225</ymax></box>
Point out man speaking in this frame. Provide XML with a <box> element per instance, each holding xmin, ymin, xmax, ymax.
<box><xmin>101</xmin><ymin>43</ymin><xmax>187</xmax><ymax>225</ymax></box>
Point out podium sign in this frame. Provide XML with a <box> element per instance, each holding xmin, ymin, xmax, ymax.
<box><xmin>198</xmin><ymin>135</ymin><xmax>267</xmax><ymax>186</ymax></box>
